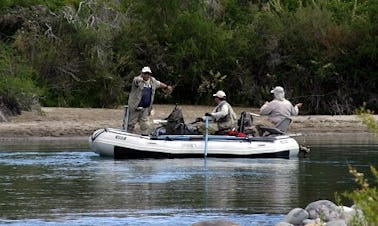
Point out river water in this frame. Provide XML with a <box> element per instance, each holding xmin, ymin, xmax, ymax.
<box><xmin>0</xmin><ymin>134</ymin><xmax>377</xmax><ymax>226</ymax></box>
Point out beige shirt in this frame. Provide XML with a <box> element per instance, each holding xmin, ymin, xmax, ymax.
<box><xmin>127</xmin><ymin>75</ymin><xmax>161</xmax><ymax>114</ymax></box>
<box><xmin>210</xmin><ymin>100</ymin><xmax>237</xmax><ymax>131</ymax></box>
<box><xmin>260</xmin><ymin>99</ymin><xmax>299</xmax><ymax>124</ymax></box>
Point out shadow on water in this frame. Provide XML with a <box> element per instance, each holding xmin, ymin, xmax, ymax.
<box><xmin>0</xmin><ymin>134</ymin><xmax>377</xmax><ymax>226</ymax></box>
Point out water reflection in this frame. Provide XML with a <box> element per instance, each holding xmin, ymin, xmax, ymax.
<box><xmin>90</xmin><ymin>158</ymin><xmax>300</xmax><ymax>214</ymax></box>
<box><xmin>0</xmin><ymin>150</ymin><xmax>298</xmax><ymax>225</ymax></box>
<box><xmin>0</xmin><ymin>137</ymin><xmax>377</xmax><ymax>226</ymax></box>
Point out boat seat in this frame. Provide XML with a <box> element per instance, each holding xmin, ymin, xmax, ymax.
<box><xmin>275</xmin><ymin>117</ymin><xmax>292</xmax><ymax>132</ymax></box>
<box><xmin>259</xmin><ymin>118</ymin><xmax>292</xmax><ymax>136</ymax></box>
<box><xmin>259</xmin><ymin>126</ymin><xmax>285</xmax><ymax>135</ymax></box>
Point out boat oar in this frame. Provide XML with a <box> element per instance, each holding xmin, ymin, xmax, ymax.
<box><xmin>123</xmin><ymin>105</ymin><xmax>129</xmax><ymax>132</ymax></box>
<box><xmin>204</xmin><ymin>116</ymin><xmax>209</xmax><ymax>158</ymax></box>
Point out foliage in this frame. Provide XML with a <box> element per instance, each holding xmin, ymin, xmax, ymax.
<box><xmin>356</xmin><ymin>104</ymin><xmax>378</xmax><ymax>135</ymax></box>
<box><xmin>0</xmin><ymin>0</ymin><xmax>377</xmax><ymax>112</ymax></box>
<box><xmin>10</xmin><ymin>1</ymin><xmax>126</xmax><ymax>107</ymax></box>
<box><xmin>343</xmin><ymin>165</ymin><xmax>378</xmax><ymax>225</ymax></box>
<box><xmin>165</xmin><ymin>10</ymin><xmax>233</xmax><ymax>104</ymax></box>
<box><xmin>341</xmin><ymin>108</ymin><xmax>378</xmax><ymax>225</ymax></box>
<box><xmin>0</xmin><ymin>44</ymin><xmax>41</xmax><ymax>111</ymax></box>
<box><xmin>0</xmin><ymin>0</ymin><xmax>81</xmax><ymax>10</ymax></box>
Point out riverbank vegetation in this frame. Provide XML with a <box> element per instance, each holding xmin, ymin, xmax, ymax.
<box><xmin>341</xmin><ymin>107</ymin><xmax>378</xmax><ymax>225</ymax></box>
<box><xmin>344</xmin><ymin>165</ymin><xmax>378</xmax><ymax>225</ymax></box>
<box><xmin>357</xmin><ymin>105</ymin><xmax>378</xmax><ymax>135</ymax></box>
<box><xmin>0</xmin><ymin>0</ymin><xmax>377</xmax><ymax>115</ymax></box>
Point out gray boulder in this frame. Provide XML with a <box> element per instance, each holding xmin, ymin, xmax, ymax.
<box><xmin>283</xmin><ymin>208</ymin><xmax>309</xmax><ymax>225</ymax></box>
<box><xmin>338</xmin><ymin>206</ymin><xmax>356</xmax><ymax>222</ymax></box>
<box><xmin>275</xmin><ymin>222</ymin><xmax>294</xmax><ymax>226</ymax></box>
<box><xmin>302</xmin><ymin>219</ymin><xmax>316</xmax><ymax>225</ymax></box>
<box><xmin>305</xmin><ymin>200</ymin><xmax>341</xmax><ymax>222</ymax></box>
<box><xmin>192</xmin><ymin>219</ymin><xmax>239</xmax><ymax>226</ymax></box>
<box><xmin>325</xmin><ymin>219</ymin><xmax>347</xmax><ymax>226</ymax></box>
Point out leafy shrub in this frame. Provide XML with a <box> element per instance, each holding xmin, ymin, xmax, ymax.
<box><xmin>356</xmin><ymin>105</ymin><xmax>378</xmax><ymax>135</ymax></box>
<box><xmin>1</xmin><ymin>0</ymin><xmax>377</xmax><ymax>112</ymax></box>
<box><xmin>342</xmin><ymin>109</ymin><xmax>378</xmax><ymax>225</ymax></box>
<box><xmin>344</xmin><ymin>165</ymin><xmax>378</xmax><ymax>225</ymax></box>
<box><xmin>0</xmin><ymin>44</ymin><xmax>42</xmax><ymax>111</ymax></box>
<box><xmin>12</xmin><ymin>1</ymin><xmax>126</xmax><ymax>107</ymax></box>
<box><xmin>0</xmin><ymin>0</ymin><xmax>82</xmax><ymax>11</ymax></box>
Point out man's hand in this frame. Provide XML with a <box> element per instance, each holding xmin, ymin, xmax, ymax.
<box><xmin>135</xmin><ymin>76</ymin><xmax>144</xmax><ymax>83</ymax></box>
<box><xmin>295</xmin><ymin>103</ymin><xmax>303</xmax><ymax>108</ymax></box>
<box><xmin>166</xmin><ymin>85</ymin><xmax>173</xmax><ymax>91</ymax></box>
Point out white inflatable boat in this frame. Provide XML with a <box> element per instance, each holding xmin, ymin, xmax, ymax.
<box><xmin>89</xmin><ymin>128</ymin><xmax>300</xmax><ymax>159</ymax></box>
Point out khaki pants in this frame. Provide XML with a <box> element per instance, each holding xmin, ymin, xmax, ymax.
<box><xmin>127</xmin><ymin>108</ymin><xmax>150</xmax><ymax>135</ymax></box>
<box><xmin>253</xmin><ymin>116</ymin><xmax>281</xmax><ymax>136</ymax></box>
<box><xmin>253</xmin><ymin>116</ymin><xmax>274</xmax><ymax>127</ymax></box>
<box><xmin>196</xmin><ymin>122</ymin><xmax>219</xmax><ymax>135</ymax></box>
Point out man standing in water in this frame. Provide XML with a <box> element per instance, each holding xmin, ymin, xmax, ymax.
<box><xmin>127</xmin><ymin>66</ymin><xmax>173</xmax><ymax>135</ymax></box>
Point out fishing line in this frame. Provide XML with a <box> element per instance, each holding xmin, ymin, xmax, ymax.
<box><xmin>289</xmin><ymin>91</ymin><xmax>337</xmax><ymax>101</ymax></box>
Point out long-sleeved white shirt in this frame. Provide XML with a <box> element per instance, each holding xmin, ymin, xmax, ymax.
<box><xmin>260</xmin><ymin>99</ymin><xmax>299</xmax><ymax>125</ymax></box>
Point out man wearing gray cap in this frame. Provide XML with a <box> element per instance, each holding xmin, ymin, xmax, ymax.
<box><xmin>260</xmin><ymin>86</ymin><xmax>302</xmax><ymax>125</ymax></box>
<box><xmin>127</xmin><ymin>66</ymin><xmax>173</xmax><ymax>135</ymax></box>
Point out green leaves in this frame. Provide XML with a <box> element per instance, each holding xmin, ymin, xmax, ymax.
<box><xmin>344</xmin><ymin>165</ymin><xmax>378</xmax><ymax>225</ymax></box>
<box><xmin>0</xmin><ymin>0</ymin><xmax>377</xmax><ymax>113</ymax></box>
<box><xmin>0</xmin><ymin>44</ymin><xmax>41</xmax><ymax>110</ymax></box>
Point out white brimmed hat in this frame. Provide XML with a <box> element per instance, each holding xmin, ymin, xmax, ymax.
<box><xmin>270</xmin><ymin>86</ymin><xmax>284</xmax><ymax>94</ymax></box>
<box><xmin>213</xmin><ymin>90</ymin><xmax>226</xmax><ymax>99</ymax></box>
<box><xmin>141</xmin><ymin>66</ymin><xmax>152</xmax><ymax>74</ymax></box>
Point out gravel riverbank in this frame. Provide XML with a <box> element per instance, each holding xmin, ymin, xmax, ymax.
<box><xmin>0</xmin><ymin>105</ymin><xmax>376</xmax><ymax>139</ymax></box>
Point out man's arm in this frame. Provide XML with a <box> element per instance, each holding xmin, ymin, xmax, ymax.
<box><xmin>211</xmin><ymin>104</ymin><xmax>228</xmax><ymax>121</ymax></box>
<box><xmin>260</xmin><ymin>101</ymin><xmax>272</xmax><ymax>115</ymax></box>
<box><xmin>159</xmin><ymin>82</ymin><xmax>173</xmax><ymax>91</ymax></box>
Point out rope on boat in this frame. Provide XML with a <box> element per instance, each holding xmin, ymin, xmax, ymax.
<box><xmin>91</xmin><ymin>128</ymin><xmax>107</xmax><ymax>141</ymax></box>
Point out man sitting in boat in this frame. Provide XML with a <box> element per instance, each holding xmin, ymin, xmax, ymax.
<box><xmin>257</xmin><ymin>86</ymin><xmax>302</xmax><ymax>135</ymax></box>
<box><xmin>260</xmin><ymin>86</ymin><xmax>302</xmax><ymax>125</ymax></box>
<box><xmin>195</xmin><ymin>90</ymin><xmax>237</xmax><ymax>135</ymax></box>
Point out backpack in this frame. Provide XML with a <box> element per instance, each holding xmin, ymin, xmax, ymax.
<box><xmin>164</xmin><ymin>105</ymin><xmax>199</xmax><ymax>135</ymax></box>
<box><xmin>237</xmin><ymin>111</ymin><xmax>257</xmax><ymax>135</ymax></box>
<box><xmin>165</xmin><ymin>105</ymin><xmax>185</xmax><ymax>134</ymax></box>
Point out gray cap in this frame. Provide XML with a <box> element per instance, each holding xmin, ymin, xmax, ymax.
<box><xmin>270</xmin><ymin>86</ymin><xmax>284</xmax><ymax>94</ymax></box>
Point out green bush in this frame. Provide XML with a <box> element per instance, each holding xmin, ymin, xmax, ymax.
<box><xmin>344</xmin><ymin>165</ymin><xmax>378</xmax><ymax>225</ymax></box>
<box><xmin>1</xmin><ymin>0</ymin><xmax>377</xmax><ymax>112</ymax></box>
<box><xmin>13</xmin><ymin>1</ymin><xmax>126</xmax><ymax>107</ymax></box>
<box><xmin>356</xmin><ymin>105</ymin><xmax>378</xmax><ymax>135</ymax></box>
<box><xmin>0</xmin><ymin>44</ymin><xmax>42</xmax><ymax>110</ymax></box>
<box><xmin>342</xmin><ymin>109</ymin><xmax>378</xmax><ymax>225</ymax></box>
<box><xmin>0</xmin><ymin>0</ymin><xmax>81</xmax><ymax>10</ymax></box>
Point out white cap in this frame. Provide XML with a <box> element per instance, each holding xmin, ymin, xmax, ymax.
<box><xmin>270</xmin><ymin>86</ymin><xmax>284</xmax><ymax>94</ymax></box>
<box><xmin>141</xmin><ymin>66</ymin><xmax>152</xmax><ymax>74</ymax></box>
<box><xmin>213</xmin><ymin>90</ymin><xmax>226</xmax><ymax>99</ymax></box>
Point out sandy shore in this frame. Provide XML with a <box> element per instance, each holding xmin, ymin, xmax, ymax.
<box><xmin>0</xmin><ymin>105</ymin><xmax>376</xmax><ymax>139</ymax></box>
